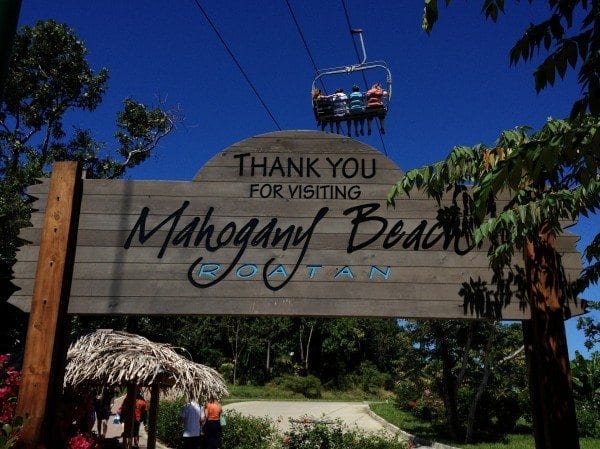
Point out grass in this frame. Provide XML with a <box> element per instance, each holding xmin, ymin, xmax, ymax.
<box><xmin>225</xmin><ymin>383</ymin><xmax>391</xmax><ymax>402</ymax></box>
<box><xmin>370</xmin><ymin>401</ymin><xmax>600</xmax><ymax>449</ymax></box>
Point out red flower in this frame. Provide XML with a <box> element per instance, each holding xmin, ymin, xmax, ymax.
<box><xmin>0</xmin><ymin>355</ymin><xmax>21</xmax><ymax>423</ymax></box>
<box><xmin>67</xmin><ymin>433</ymin><xmax>100</xmax><ymax>449</ymax></box>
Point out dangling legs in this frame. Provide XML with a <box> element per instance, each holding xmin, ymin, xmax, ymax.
<box><xmin>378</xmin><ymin>115</ymin><xmax>386</xmax><ymax>134</ymax></box>
<box><xmin>346</xmin><ymin>118</ymin><xmax>352</xmax><ymax>137</ymax></box>
<box><xmin>367</xmin><ymin>117</ymin><xmax>373</xmax><ymax>135</ymax></box>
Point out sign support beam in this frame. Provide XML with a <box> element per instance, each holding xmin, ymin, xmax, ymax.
<box><xmin>16</xmin><ymin>162</ymin><xmax>82</xmax><ymax>448</ymax></box>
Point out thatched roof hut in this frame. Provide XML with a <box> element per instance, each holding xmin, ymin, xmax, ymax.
<box><xmin>64</xmin><ymin>329</ymin><xmax>228</xmax><ymax>401</ymax></box>
<box><xmin>63</xmin><ymin>329</ymin><xmax>228</xmax><ymax>449</ymax></box>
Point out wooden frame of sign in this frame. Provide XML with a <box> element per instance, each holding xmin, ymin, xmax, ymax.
<box><xmin>11</xmin><ymin>131</ymin><xmax>584</xmax><ymax>320</ymax></box>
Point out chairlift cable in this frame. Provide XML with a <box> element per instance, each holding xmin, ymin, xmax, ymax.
<box><xmin>284</xmin><ymin>0</ymin><xmax>329</xmax><ymax>95</ymax></box>
<box><xmin>192</xmin><ymin>0</ymin><xmax>282</xmax><ymax>130</ymax></box>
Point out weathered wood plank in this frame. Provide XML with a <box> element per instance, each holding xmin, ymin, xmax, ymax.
<box><xmin>8</xmin><ymin>295</ymin><xmax>538</xmax><ymax>320</ymax></box>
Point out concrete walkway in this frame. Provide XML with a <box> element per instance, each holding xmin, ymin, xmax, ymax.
<box><xmin>103</xmin><ymin>413</ymin><xmax>170</xmax><ymax>449</ymax></box>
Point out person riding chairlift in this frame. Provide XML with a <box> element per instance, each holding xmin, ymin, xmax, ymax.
<box><xmin>366</xmin><ymin>83</ymin><xmax>388</xmax><ymax>135</ymax></box>
<box><xmin>332</xmin><ymin>88</ymin><xmax>351</xmax><ymax>136</ymax></box>
<box><xmin>312</xmin><ymin>88</ymin><xmax>334</xmax><ymax>132</ymax></box>
<box><xmin>349</xmin><ymin>85</ymin><xmax>366</xmax><ymax>137</ymax></box>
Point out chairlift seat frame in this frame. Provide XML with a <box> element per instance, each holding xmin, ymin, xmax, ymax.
<box><xmin>311</xmin><ymin>30</ymin><xmax>392</xmax><ymax>127</ymax></box>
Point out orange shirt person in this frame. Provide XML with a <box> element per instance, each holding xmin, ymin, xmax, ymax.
<box><xmin>366</xmin><ymin>83</ymin><xmax>388</xmax><ymax>135</ymax></box>
<box><xmin>203</xmin><ymin>399</ymin><xmax>223</xmax><ymax>449</ymax></box>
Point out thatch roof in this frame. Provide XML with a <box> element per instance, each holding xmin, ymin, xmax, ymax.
<box><xmin>63</xmin><ymin>330</ymin><xmax>228</xmax><ymax>401</ymax></box>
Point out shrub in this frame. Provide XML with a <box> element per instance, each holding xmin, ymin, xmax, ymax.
<box><xmin>359</xmin><ymin>362</ymin><xmax>390</xmax><ymax>394</ymax></box>
<box><xmin>577</xmin><ymin>404</ymin><xmax>600</xmax><ymax>438</ymax></box>
<box><xmin>219</xmin><ymin>363</ymin><xmax>234</xmax><ymax>383</ymax></box>
<box><xmin>156</xmin><ymin>398</ymin><xmax>185</xmax><ymax>448</ymax></box>
<box><xmin>283</xmin><ymin>419</ymin><xmax>407</xmax><ymax>449</ymax></box>
<box><xmin>221</xmin><ymin>410</ymin><xmax>277</xmax><ymax>449</ymax></box>
<box><xmin>277</xmin><ymin>375</ymin><xmax>322</xmax><ymax>398</ymax></box>
<box><xmin>393</xmin><ymin>380</ymin><xmax>420</xmax><ymax>410</ymax></box>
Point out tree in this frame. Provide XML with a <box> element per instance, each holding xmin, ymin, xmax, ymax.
<box><xmin>388</xmin><ymin>2</ymin><xmax>600</xmax><ymax>447</ymax></box>
<box><xmin>400</xmin><ymin>320</ymin><xmax>528</xmax><ymax>442</ymax></box>
<box><xmin>0</xmin><ymin>20</ymin><xmax>175</xmax><ymax>353</ymax></box>
<box><xmin>570</xmin><ymin>351</ymin><xmax>600</xmax><ymax>437</ymax></box>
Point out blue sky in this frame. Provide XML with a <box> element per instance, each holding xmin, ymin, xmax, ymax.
<box><xmin>18</xmin><ymin>0</ymin><xmax>598</xmax><ymax>357</ymax></box>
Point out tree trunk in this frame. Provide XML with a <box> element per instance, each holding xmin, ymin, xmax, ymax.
<box><xmin>523</xmin><ymin>229</ymin><xmax>579</xmax><ymax>449</ymax></box>
<box><xmin>266</xmin><ymin>339</ymin><xmax>271</xmax><ymax>372</ymax></box>
<box><xmin>304</xmin><ymin>322</ymin><xmax>315</xmax><ymax>373</ymax></box>
<box><xmin>440</xmin><ymin>340</ymin><xmax>460</xmax><ymax>441</ymax></box>
<box><xmin>465</xmin><ymin>330</ymin><xmax>494</xmax><ymax>443</ymax></box>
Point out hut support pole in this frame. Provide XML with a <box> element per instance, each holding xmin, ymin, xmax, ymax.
<box><xmin>146</xmin><ymin>384</ymin><xmax>160</xmax><ymax>449</ymax></box>
<box><xmin>16</xmin><ymin>162</ymin><xmax>82</xmax><ymax>448</ymax></box>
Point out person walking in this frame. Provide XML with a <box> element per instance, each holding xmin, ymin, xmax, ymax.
<box><xmin>119</xmin><ymin>391</ymin><xmax>147</xmax><ymax>449</ymax></box>
<box><xmin>180</xmin><ymin>399</ymin><xmax>205</xmax><ymax>449</ymax></box>
<box><xmin>203</xmin><ymin>398</ymin><xmax>223</xmax><ymax>449</ymax></box>
<box><xmin>94</xmin><ymin>387</ymin><xmax>115</xmax><ymax>438</ymax></box>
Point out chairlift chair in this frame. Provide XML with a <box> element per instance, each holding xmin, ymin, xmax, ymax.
<box><xmin>311</xmin><ymin>29</ymin><xmax>392</xmax><ymax>133</ymax></box>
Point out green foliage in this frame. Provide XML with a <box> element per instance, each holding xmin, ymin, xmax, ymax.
<box><xmin>283</xmin><ymin>419</ymin><xmax>407</xmax><ymax>449</ymax></box>
<box><xmin>576</xmin><ymin>403</ymin><xmax>600</xmax><ymax>438</ymax></box>
<box><xmin>156</xmin><ymin>398</ymin><xmax>184</xmax><ymax>449</ymax></box>
<box><xmin>221</xmin><ymin>411</ymin><xmax>277</xmax><ymax>449</ymax></box>
<box><xmin>219</xmin><ymin>363</ymin><xmax>235</xmax><ymax>383</ymax></box>
<box><xmin>390</xmin><ymin>115</ymin><xmax>600</xmax><ymax>291</ymax></box>
<box><xmin>578</xmin><ymin>302</ymin><xmax>600</xmax><ymax>351</ymax></box>
<box><xmin>394</xmin><ymin>321</ymin><xmax>528</xmax><ymax>442</ymax></box>
<box><xmin>0</xmin><ymin>19</ymin><xmax>175</xmax><ymax>353</ymax></box>
<box><xmin>0</xmin><ymin>415</ymin><xmax>23</xmax><ymax>449</ymax></box>
<box><xmin>358</xmin><ymin>361</ymin><xmax>392</xmax><ymax>393</ymax></box>
<box><xmin>275</xmin><ymin>375</ymin><xmax>322</xmax><ymax>399</ymax></box>
<box><xmin>393</xmin><ymin>380</ymin><xmax>421</xmax><ymax>410</ymax></box>
<box><xmin>571</xmin><ymin>351</ymin><xmax>600</xmax><ymax>437</ymax></box>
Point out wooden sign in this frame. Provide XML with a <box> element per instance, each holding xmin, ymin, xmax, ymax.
<box><xmin>10</xmin><ymin>131</ymin><xmax>584</xmax><ymax>319</ymax></box>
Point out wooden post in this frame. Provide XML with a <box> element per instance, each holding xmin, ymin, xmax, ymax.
<box><xmin>146</xmin><ymin>383</ymin><xmax>160</xmax><ymax>449</ymax></box>
<box><xmin>15</xmin><ymin>162</ymin><xmax>82</xmax><ymax>448</ymax></box>
<box><xmin>523</xmin><ymin>229</ymin><xmax>580</xmax><ymax>449</ymax></box>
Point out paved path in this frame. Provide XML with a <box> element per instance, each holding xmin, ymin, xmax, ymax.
<box><xmin>225</xmin><ymin>400</ymin><xmax>388</xmax><ymax>433</ymax></box>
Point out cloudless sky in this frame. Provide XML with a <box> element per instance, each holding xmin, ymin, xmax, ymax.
<box><xmin>17</xmin><ymin>0</ymin><xmax>598</xmax><ymax>357</ymax></box>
